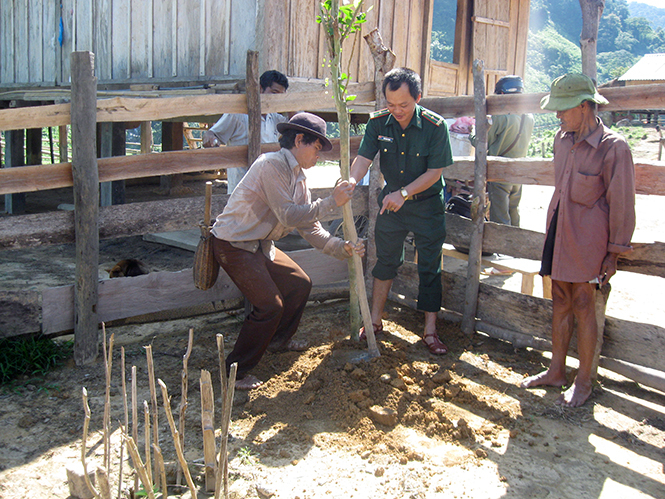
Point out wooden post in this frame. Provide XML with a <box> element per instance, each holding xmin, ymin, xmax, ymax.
<box><xmin>71</xmin><ymin>51</ymin><xmax>100</xmax><ymax>366</ymax></box>
<box><xmin>140</xmin><ymin>121</ymin><xmax>153</xmax><ymax>154</ymax></box>
<box><xmin>59</xmin><ymin>125</ymin><xmax>69</xmax><ymax>163</ymax></box>
<box><xmin>244</xmin><ymin>50</ymin><xmax>261</xmax><ymax>319</ymax></box>
<box><xmin>461</xmin><ymin>60</ymin><xmax>489</xmax><ymax>335</ymax></box>
<box><xmin>111</xmin><ymin>123</ymin><xmax>126</xmax><ymax>204</ymax></box>
<box><xmin>161</xmin><ymin>121</ymin><xmax>185</xmax><ymax>194</ymax></box>
<box><xmin>4</xmin><ymin>129</ymin><xmax>26</xmax><ymax>214</ymax></box>
<box><xmin>99</xmin><ymin>123</ymin><xmax>113</xmax><ymax>207</ymax></box>
<box><xmin>246</xmin><ymin>50</ymin><xmax>261</xmax><ymax>165</ymax></box>
<box><xmin>363</xmin><ymin>28</ymin><xmax>395</xmax><ymax>299</ymax></box>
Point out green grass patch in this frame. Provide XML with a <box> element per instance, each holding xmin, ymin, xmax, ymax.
<box><xmin>0</xmin><ymin>336</ymin><xmax>73</xmax><ymax>384</ymax></box>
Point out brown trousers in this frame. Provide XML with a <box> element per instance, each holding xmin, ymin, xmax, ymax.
<box><xmin>212</xmin><ymin>238</ymin><xmax>312</xmax><ymax>379</ymax></box>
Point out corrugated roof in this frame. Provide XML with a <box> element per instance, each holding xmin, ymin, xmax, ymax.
<box><xmin>618</xmin><ymin>53</ymin><xmax>665</xmax><ymax>81</ymax></box>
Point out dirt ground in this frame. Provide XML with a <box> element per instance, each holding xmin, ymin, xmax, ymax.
<box><xmin>0</xmin><ymin>125</ymin><xmax>664</xmax><ymax>499</ymax></box>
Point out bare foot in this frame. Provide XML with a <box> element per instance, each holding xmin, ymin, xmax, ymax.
<box><xmin>235</xmin><ymin>375</ymin><xmax>262</xmax><ymax>391</ymax></box>
<box><xmin>556</xmin><ymin>377</ymin><xmax>592</xmax><ymax>407</ymax></box>
<box><xmin>520</xmin><ymin>369</ymin><xmax>567</xmax><ymax>389</ymax></box>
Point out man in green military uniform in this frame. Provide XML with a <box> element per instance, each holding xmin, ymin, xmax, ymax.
<box><xmin>350</xmin><ymin>67</ymin><xmax>453</xmax><ymax>354</ymax></box>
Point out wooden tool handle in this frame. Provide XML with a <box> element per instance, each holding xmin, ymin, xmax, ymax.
<box><xmin>204</xmin><ymin>181</ymin><xmax>213</xmax><ymax>225</ymax></box>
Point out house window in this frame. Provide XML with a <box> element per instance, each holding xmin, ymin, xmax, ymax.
<box><xmin>431</xmin><ymin>0</ymin><xmax>458</xmax><ymax>64</ymax></box>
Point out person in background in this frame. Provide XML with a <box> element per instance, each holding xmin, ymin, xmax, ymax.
<box><xmin>211</xmin><ymin>113</ymin><xmax>364</xmax><ymax>390</ymax></box>
<box><xmin>521</xmin><ymin>74</ymin><xmax>635</xmax><ymax>407</ymax></box>
<box><xmin>202</xmin><ymin>70</ymin><xmax>289</xmax><ymax>193</ymax></box>
<box><xmin>349</xmin><ymin>68</ymin><xmax>453</xmax><ymax>355</ymax></box>
<box><xmin>470</xmin><ymin>75</ymin><xmax>534</xmax><ymax>226</ymax></box>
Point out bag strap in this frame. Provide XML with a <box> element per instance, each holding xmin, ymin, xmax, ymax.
<box><xmin>501</xmin><ymin>114</ymin><xmax>526</xmax><ymax>156</ymax></box>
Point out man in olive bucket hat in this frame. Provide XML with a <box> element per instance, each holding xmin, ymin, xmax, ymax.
<box><xmin>211</xmin><ymin>112</ymin><xmax>364</xmax><ymax>390</ymax></box>
<box><xmin>521</xmin><ymin>74</ymin><xmax>635</xmax><ymax>407</ymax></box>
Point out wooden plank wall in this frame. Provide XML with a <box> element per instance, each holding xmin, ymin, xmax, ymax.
<box><xmin>0</xmin><ymin>0</ymin><xmax>437</xmax><ymax>90</ymax></box>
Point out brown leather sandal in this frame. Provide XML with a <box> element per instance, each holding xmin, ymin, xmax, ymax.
<box><xmin>422</xmin><ymin>333</ymin><xmax>448</xmax><ymax>355</ymax></box>
<box><xmin>359</xmin><ymin>322</ymin><xmax>383</xmax><ymax>341</ymax></box>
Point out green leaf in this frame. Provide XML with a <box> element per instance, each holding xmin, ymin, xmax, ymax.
<box><xmin>345</xmin><ymin>95</ymin><xmax>357</xmax><ymax>102</ymax></box>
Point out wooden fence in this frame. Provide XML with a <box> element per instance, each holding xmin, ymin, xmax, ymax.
<box><xmin>1</xmin><ymin>53</ymin><xmax>664</xmax><ymax>390</ymax></box>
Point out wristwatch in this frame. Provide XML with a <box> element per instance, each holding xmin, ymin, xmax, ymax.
<box><xmin>399</xmin><ymin>187</ymin><xmax>409</xmax><ymax>200</ymax></box>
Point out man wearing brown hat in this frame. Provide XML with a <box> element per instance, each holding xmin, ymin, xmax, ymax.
<box><xmin>212</xmin><ymin>112</ymin><xmax>364</xmax><ymax>390</ymax></box>
<box><xmin>521</xmin><ymin>74</ymin><xmax>635</xmax><ymax>407</ymax></box>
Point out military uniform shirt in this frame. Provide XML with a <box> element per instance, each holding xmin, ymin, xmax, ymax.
<box><xmin>357</xmin><ymin>104</ymin><xmax>453</xmax><ymax>198</ymax></box>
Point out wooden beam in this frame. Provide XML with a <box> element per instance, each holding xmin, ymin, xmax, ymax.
<box><xmin>0</xmin><ymin>82</ymin><xmax>376</xmax><ymax>132</ymax></box>
<box><xmin>0</xmin><ymin>187</ymin><xmax>369</xmax><ymax>250</ymax></box>
<box><xmin>0</xmin><ymin>136</ymin><xmax>363</xmax><ymax>195</ymax></box>
<box><xmin>70</xmin><ymin>52</ymin><xmax>100</xmax><ymax>366</ymax></box>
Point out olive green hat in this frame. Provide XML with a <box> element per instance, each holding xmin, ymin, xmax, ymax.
<box><xmin>540</xmin><ymin>73</ymin><xmax>609</xmax><ymax>111</ymax></box>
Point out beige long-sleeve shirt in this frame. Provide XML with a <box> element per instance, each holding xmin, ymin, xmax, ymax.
<box><xmin>212</xmin><ymin>148</ymin><xmax>349</xmax><ymax>261</ymax></box>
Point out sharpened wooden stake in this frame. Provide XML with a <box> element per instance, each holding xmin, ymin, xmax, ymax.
<box><xmin>216</xmin><ymin>334</ymin><xmax>227</xmax><ymax>406</ymax></box>
<box><xmin>176</xmin><ymin>328</ymin><xmax>194</xmax><ymax>486</ymax></box>
<box><xmin>158</xmin><ymin>379</ymin><xmax>198</xmax><ymax>499</ymax></box>
<box><xmin>145</xmin><ymin>345</ymin><xmax>160</xmax><ymax>484</ymax></box>
<box><xmin>200</xmin><ymin>370</ymin><xmax>216</xmax><ymax>491</ymax></box>
<box><xmin>118</xmin><ymin>347</ymin><xmax>129</xmax><ymax>498</ymax></box>
<box><xmin>124</xmin><ymin>431</ymin><xmax>156</xmax><ymax>499</ymax></box>
<box><xmin>102</xmin><ymin>325</ymin><xmax>114</xmax><ymax>474</ymax></box>
<box><xmin>214</xmin><ymin>362</ymin><xmax>237</xmax><ymax>499</ymax></box>
<box><xmin>144</xmin><ymin>401</ymin><xmax>152</xmax><ymax>487</ymax></box>
<box><xmin>131</xmin><ymin>365</ymin><xmax>139</xmax><ymax>493</ymax></box>
<box><xmin>81</xmin><ymin>387</ymin><xmax>102</xmax><ymax>499</ymax></box>
<box><xmin>152</xmin><ymin>443</ymin><xmax>168</xmax><ymax>498</ymax></box>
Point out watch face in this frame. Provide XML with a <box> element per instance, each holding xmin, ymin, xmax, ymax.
<box><xmin>401</xmin><ymin>188</ymin><xmax>408</xmax><ymax>199</ymax></box>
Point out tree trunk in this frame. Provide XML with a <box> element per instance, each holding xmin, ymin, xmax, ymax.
<box><xmin>579</xmin><ymin>0</ymin><xmax>605</xmax><ymax>82</ymax></box>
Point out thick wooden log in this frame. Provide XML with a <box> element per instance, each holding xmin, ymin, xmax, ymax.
<box><xmin>71</xmin><ymin>52</ymin><xmax>100</xmax><ymax>366</ymax></box>
<box><xmin>41</xmin><ymin>248</ymin><xmax>349</xmax><ymax>334</ymax></box>
<box><xmin>0</xmin><ymin>136</ymin><xmax>362</xmax><ymax>196</ymax></box>
<box><xmin>461</xmin><ymin>60</ymin><xmax>488</xmax><ymax>334</ymax></box>
<box><xmin>0</xmin><ymin>188</ymin><xmax>368</xmax><ymax>249</ymax></box>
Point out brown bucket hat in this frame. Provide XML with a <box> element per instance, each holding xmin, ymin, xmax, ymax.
<box><xmin>277</xmin><ymin>112</ymin><xmax>333</xmax><ymax>151</ymax></box>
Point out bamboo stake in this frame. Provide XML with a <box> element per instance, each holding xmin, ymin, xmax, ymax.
<box><xmin>131</xmin><ymin>365</ymin><xmax>139</xmax><ymax>494</ymax></box>
<box><xmin>214</xmin><ymin>362</ymin><xmax>237</xmax><ymax>499</ymax></box>
<box><xmin>176</xmin><ymin>328</ymin><xmax>194</xmax><ymax>485</ymax></box>
<box><xmin>144</xmin><ymin>401</ymin><xmax>153</xmax><ymax>487</ymax></box>
<box><xmin>145</xmin><ymin>345</ymin><xmax>160</xmax><ymax>484</ymax></box>
<box><xmin>102</xmin><ymin>325</ymin><xmax>114</xmax><ymax>474</ymax></box>
<box><xmin>200</xmin><ymin>370</ymin><xmax>216</xmax><ymax>491</ymax></box>
<box><xmin>95</xmin><ymin>467</ymin><xmax>112</xmax><ymax>499</ymax></box>
<box><xmin>81</xmin><ymin>387</ymin><xmax>102</xmax><ymax>499</ymax></box>
<box><xmin>123</xmin><ymin>431</ymin><xmax>157</xmax><ymax>499</ymax></box>
<box><xmin>216</xmin><ymin>334</ymin><xmax>227</xmax><ymax>408</ymax></box>
<box><xmin>158</xmin><ymin>379</ymin><xmax>198</xmax><ymax>499</ymax></box>
<box><xmin>118</xmin><ymin>347</ymin><xmax>129</xmax><ymax>498</ymax></box>
<box><xmin>152</xmin><ymin>443</ymin><xmax>168</xmax><ymax>498</ymax></box>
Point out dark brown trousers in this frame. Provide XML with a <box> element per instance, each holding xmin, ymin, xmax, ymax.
<box><xmin>212</xmin><ymin>238</ymin><xmax>312</xmax><ymax>379</ymax></box>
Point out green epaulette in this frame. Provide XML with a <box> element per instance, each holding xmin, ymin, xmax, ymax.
<box><xmin>422</xmin><ymin>108</ymin><xmax>445</xmax><ymax>126</ymax></box>
<box><xmin>370</xmin><ymin>108</ymin><xmax>390</xmax><ymax>120</ymax></box>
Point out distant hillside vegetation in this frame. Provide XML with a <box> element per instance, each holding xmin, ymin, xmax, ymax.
<box><xmin>629</xmin><ymin>2</ymin><xmax>665</xmax><ymax>31</ymax></box>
